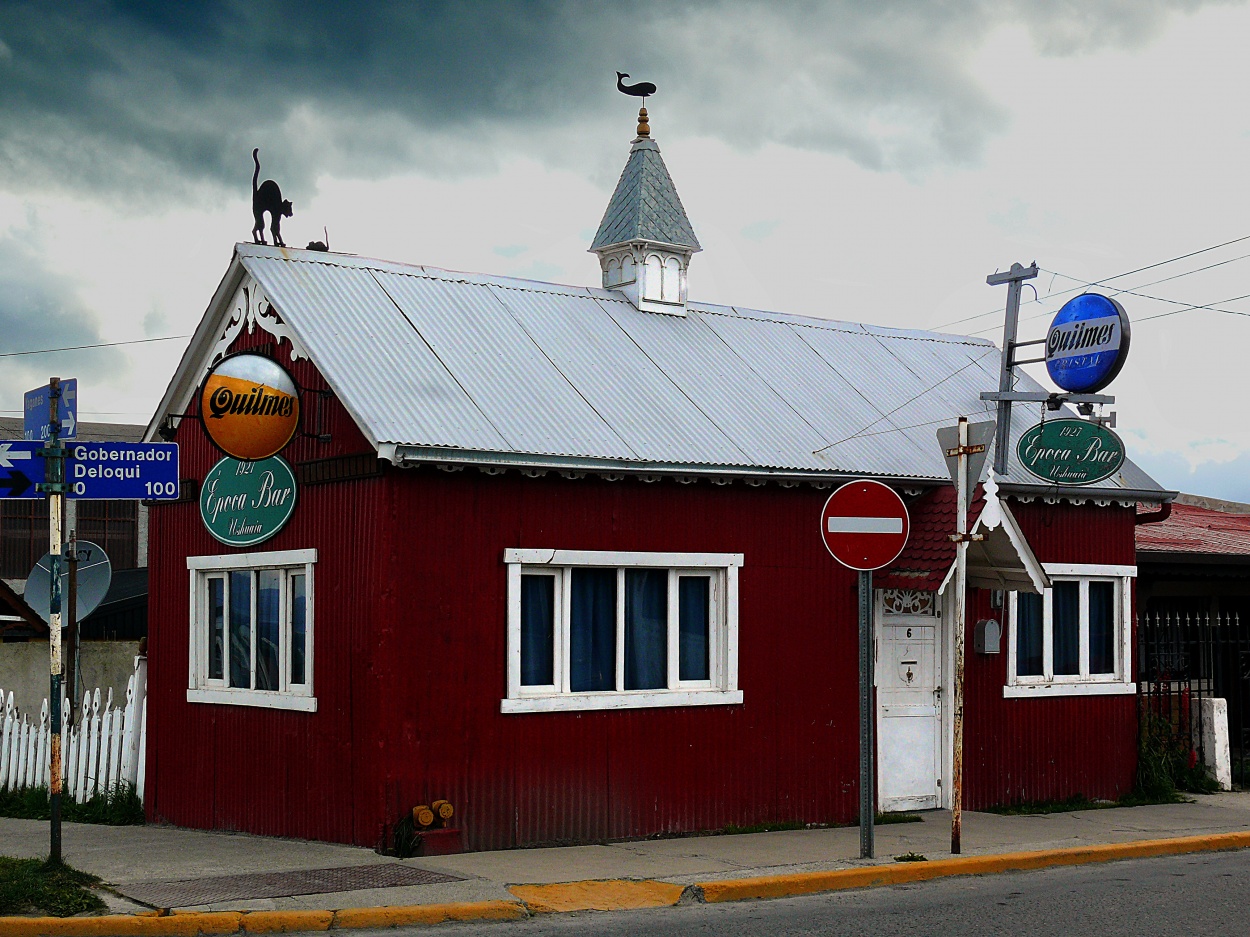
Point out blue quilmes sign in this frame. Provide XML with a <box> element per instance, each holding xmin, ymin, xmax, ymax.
<box><xmin>1045</xmin><ymin>294</ymin><xmax>1131</xmax><ymax>394</ymax></box>
<box><xmin>66</xmin><ymin>442</ymin><xmax>179</xmax><ymax>500</ymax></box>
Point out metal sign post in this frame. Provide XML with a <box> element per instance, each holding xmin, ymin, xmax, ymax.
<box><xmin>38</xmin><ymin>378</ymin><xmax>67</xmax><ymax>864</ymax></box>
<box><xmin>986</xmin><ymin>264</ymin><xmax>1037</xmax><ymax>476</ymax></box>
<box><xmin>857</xmin><ymin>568</ymin><xmax>874</xmax><ymax>859</ymax></box>
<box><xmin>939</xmin><ymin>417</ymin><xmax>988</xmax><ymax>855</ymax></box>
<box><xmin>820</xmin><ymin>480</ymin><xmax>911</xmax><ymax>859</ymax></box>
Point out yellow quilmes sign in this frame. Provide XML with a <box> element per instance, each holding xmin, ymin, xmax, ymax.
<box><xmin>200</xmin><ymin>353</ymin><xmax>300</xmax><ymax>461</ymax></box>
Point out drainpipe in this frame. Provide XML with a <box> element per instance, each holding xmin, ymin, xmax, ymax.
<box><xmin>1135</xmin><ymin>502</ymin><xmax>1173</xmax><ymax>525</ymax></box>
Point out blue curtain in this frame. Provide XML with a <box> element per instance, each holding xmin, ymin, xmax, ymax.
<box><xmin>521</xmin><ymin>574</ymin><xmax>555</xmax><ymax>686</ymax></box>
<box><xmin>1017</xmin><ymin>592</ymin><xmax>1043</xmax><ymax>676</ymax></box>
<box><xmin>1053</xmin><ymin>581</ymin><xmax>1080</xmax><ymax>675</ymax></box>
<box><xmin>290</xmin><ymin>574</ymin><xmax>307</xmax><ymax>685</ymax></box>
<box><xmin>679</xmin><ymin>576</ymin><xmax>710</xmax><ymax>681</ymax></box>
<box><xmin>625</xmin><ymin>570</ymin><xmax>667</xmax><ymax>690</ymax></box>
<box><xmin>570</xmin><ymin>569</ymin><xmax>616</xmax><ymax>691</ymax></box>
<box><xmin>256</xmin><ymin>570</ymin><xmax>281</xmax><ymax>691</ymax></box>
<box><xmin>1089</xmin><ymin>581</ymin><xmax>1115</xmax><ymax>674</ymax></box>
<box><xmin>228</xmin><ymin>571</ymin><xmax>252</xmax><ymax>689</ymax></box>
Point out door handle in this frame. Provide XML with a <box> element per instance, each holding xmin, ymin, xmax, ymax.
<box><xmin>933</xmin><ymin>686</ymin><xmax>943</xmax><ymax>697</ymax></box>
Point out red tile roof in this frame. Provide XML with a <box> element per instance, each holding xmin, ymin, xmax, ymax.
<box><xmin>875</xmin><ymin>484</ymin><xmax>986</xmax><ymax>591</ymax></box>
<box><xmin>1136</xmin><ymin>502</ymin><xmax>1250</xmax><ymax>557</ymax></box>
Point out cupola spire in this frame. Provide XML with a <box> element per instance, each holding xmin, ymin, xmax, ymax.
<box><xmin>590</xmin><ymin>91</ymin><xmax>700</xmax><ymax>316</ymax></box>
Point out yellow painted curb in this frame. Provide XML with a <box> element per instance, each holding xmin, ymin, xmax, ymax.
<box><xmin>330</xmin><ymin>900</ymin><xmax>527</xmax><ymax>928</ymax></box>
<box><xmin>695</xmin><ymin>830</ymin><xmax>1250</xmax><ymax>903</ymax></box>
<box><xmin>510</xmin><ymin>880</ymin><xmax>686</xmax><ymax>913</ymax></box>
<box><xmin>238</xmin><ymin>909</ymin><xmax>335</xmax><ymax>932</ymax></box>
<box><xmin>0</xmin><ymin>901</ymin><xmax>527</xmax><ymax>936</ymax></box>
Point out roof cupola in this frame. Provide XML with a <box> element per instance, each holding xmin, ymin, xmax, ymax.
<box><xmin>590</xmin><ymin>107</ymin><xmax>701</xmax><ymax>315</ymax></box>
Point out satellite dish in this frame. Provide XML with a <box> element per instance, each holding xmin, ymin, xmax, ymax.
<box><xmin>24</xmin><ymin>541</ymin><xmax>113</xmax><ymax>625</ymax></box>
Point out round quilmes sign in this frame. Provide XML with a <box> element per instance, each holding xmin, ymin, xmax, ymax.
<box><xmin>1045</xmin><ymin>293</ymin><xmax>1131</xmax><ymax>394</ymax></box>
<box><xmin>200</xmin><ymin>353</ymin><xmax>300</xmax><ymax>461</ymax></box>
<box><xmin>1016</xmin><ymin>419</ymin><xmax>1126</xmax><ymax>486</ymax></box>
<box><xmin>200</xmin><ymin>455</ymin><xmax>298</xmax><ymax>547</ymax></box>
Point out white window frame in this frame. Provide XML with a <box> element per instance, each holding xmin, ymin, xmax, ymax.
<box><xmin>502</xmin><ymin>549</ymin><xmax>744</xmax><ymax>713</ymax></box>
<box><xmin>1004</xmin><ymin>562</ymin><xmax>1135</xmax><ymax>699</ymax></box>
<box><xmin>186</xmin><ymin>549</ymin><xmax>317</xmax><ymax>712</ymax></box>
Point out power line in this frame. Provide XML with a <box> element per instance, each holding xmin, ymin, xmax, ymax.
<box><xmin>814</xmin><ymin>351</ymin><xmax>997</xmax><ymax>452</ymax></box>
<box><xmin>0</xmin><ymin>335</ymin><xmax>190</xmax><ymax>358</ymax></box>
<box><xmin>935</xmin><ymin>232</ymin><xmax>1250</xmax><ymax>331</ymax></box>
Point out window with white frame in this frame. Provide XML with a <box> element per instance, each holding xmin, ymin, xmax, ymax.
<box><xmin>502</xmin><ymin>549</ymin><xmax>743</xmax><ymax>713</ymax></box>
<box><xmin>1005</xmin><ymin>563</ymin><xmax>1135</xmax><ymax>698</ymax></box>
<box><xmin>187</xmin><ymin>549</ymin><xmax>316</xmax><ymax>712</ymax></box>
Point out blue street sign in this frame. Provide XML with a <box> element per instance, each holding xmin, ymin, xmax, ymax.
<box><xmin>0</xmin><ymin>440</ymin><xmax>45</xmax><ymax>498</ymax></box>
<box><xmin>24</xmin><ymin>379</ymin><xmax>78</xmax><ymax>441</ymax></box>
<box><xmin>65</xmin><ymin>441</ymin><xmax>179</xmax><ymax>501</ymax></box>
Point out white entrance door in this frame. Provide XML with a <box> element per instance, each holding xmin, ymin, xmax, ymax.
<box><xmin>877</xmin><ymin>606</ymin><xmax>942</xmax><ymax>812</ymax></box>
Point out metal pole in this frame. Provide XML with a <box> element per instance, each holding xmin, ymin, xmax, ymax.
<box><xmin>859</xmin><ymin>568</ymin><xmax>875</xmax><ymax>859</ymax></box>
<box><xmin>951</xmin><ymin>417</ymin><xmax>968</xmax><ymax>855</ymax></box>
<box><xmin>67</xmin><ymin>530</ymin><xmax>79</xmax><ymax>720</ymax></box>
<box><xmin>45</xmin><ymin>377</ymin><xmax>65</xmax><ymax>864</ymax></box>
<box><xmin>987</xmin><ymin>264</ymin><xmax>1038</xmax><ymax>475</ymax></box>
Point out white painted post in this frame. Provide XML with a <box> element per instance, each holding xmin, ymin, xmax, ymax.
<box><xmin>86</xmin><ymin>688</ymin><xmax>101</xmax><ymax>800</ymax></box>
<box><xmin>36</xmin><ymin>701</ymin><xmax>48</xmax><ymax>787</ymax></box>
<box><xmin>136</xmin><ymin>696</ymin><xmax>147</xmax><ymax>802</ymax></box>
<box><xmin>0</xmin><ymin>691</ymin><xmax>14</xmax><ymax>790</ymax></box>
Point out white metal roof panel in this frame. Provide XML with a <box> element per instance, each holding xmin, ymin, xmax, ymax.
<box><xmin>219</xmin><ymin>244</ymin><xmax>1166</xmax><ymax>492</ymax></box>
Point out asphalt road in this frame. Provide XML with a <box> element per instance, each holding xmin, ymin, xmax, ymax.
<box><xmin>351</xmin><ymin>849</ymin><xmax>1250</xmax><ymax>937</ymax></box>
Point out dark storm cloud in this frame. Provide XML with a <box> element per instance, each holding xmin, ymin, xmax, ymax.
<box><xmin>0</xmin><ymin>0</ymin><xmax>1230</xmax><ymax>203</ymax></box>
<box><xmin>0</xmin><ymin>233</ymin><xmax>121</xmax><ymax>399</ymax></box>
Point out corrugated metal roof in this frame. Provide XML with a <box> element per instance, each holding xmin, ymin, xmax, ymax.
<box><xmin>228</xmin><ymin>243</ymin><xmax>1164</xmax><ymax>491</ymax></box>
<box><xmin>1137</xmin><ymin>502</ymin><xmax>1250</xmax><ymax>557</ymax></box>
<box><xmin>590</xmin><ymin>138</ymin><xmax>701</xmax><ymax>252</ymax></box>
<box><xmin>0</xmin><ymin>417</ymin><xmax>144</xmax><ymax>442</ymax></box>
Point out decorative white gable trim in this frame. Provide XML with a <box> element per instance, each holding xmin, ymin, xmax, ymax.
<box><xmin>210</xmin><ymin>276</ymin><xmax>309</xmax><ymax>365</ymax></box>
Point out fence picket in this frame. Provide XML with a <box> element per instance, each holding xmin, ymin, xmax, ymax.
<box><xmin>0</xmin><ymin>660</ymin><xmax>147</xmax><ymax>805</ymax></box>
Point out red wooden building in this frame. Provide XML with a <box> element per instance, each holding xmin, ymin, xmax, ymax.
<box><xmin>143</xmin><ymin>114</ymin><xmax>1173</xmax><ymax>850</ymax></box>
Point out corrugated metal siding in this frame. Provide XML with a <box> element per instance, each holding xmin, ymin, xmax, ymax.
<box><xmin>961</xmin><ymin>501</ymin><xmax>1138</xmax><ymax>808</ymax></box>
<box><xmin>147</xmin><ymin>328</ymin><xmax>387</xmax><ymax>845</ymax></box>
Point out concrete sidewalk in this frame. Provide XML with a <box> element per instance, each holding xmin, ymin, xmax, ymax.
<box><xmin>2</xmin><ymin>793</ymin><xmax>1250</xmax><ymax>925</ymax></box>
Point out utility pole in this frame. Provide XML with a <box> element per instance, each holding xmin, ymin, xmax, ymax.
<box><xmin>39</xmin><ymin>377</ymin><xmax>67</xmax><ymax>864</ymax></box>
<box><xmin>986</xmin><ymin>263</ymin><xmax>1038</xmax><ymax>476</ymax></box>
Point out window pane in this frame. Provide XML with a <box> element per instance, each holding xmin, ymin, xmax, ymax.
<box><xmin>625</xmin><ymin>570</ymin><xmax>667</xmax><ymax>690</ymax></box>
<box><xmin>208</xmin><ymin>577</ymin><xmax>225</xmax><ymax>681</ymax></box>
<box><xmin>521</xmin><ymin>575</ymin><xmax>555</xmax><ymax>686</ymax></box>
<box><xmin>256</xmin><ymin>570</ymin><xmax>281</xmax><ymax>691</ymax></box>
<box><xmin>290</xmin><ymin>574</ymin><xmax>307</xmax><ymax>686</ymax></box>
<box><xmin>570</xmin><ymin>568</ymin><xmax>616</xmax><ymax>691</ymax></box>
<box><xmin>229</xmin><ymin>571</ymin><xmax>252</xmax><ymax>689</ymax></box>
<box><xmin>1017</xmin><ymin>592</ymin><xmax>1043</xmax><ymax>676</ymax></box>
<box><xmin>1053</xmin><ymin>581</ymin><xmax>1080</xmax><ymax>675</ymax></box>
<box><xmin>1089</xmin><ymin>581</ymin><xmax>1115</xmax><ymax>674</ymax></box>
<box><xmin>678</xmin><ymin>576</ymin><xmax>710</xmax><ymax>681</ymax></box>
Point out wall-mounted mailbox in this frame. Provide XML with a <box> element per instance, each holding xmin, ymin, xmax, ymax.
<box><xmin>974</xmin><ymin>618</ymin><xmax>1001</xmax><ymax>655</ymax></box>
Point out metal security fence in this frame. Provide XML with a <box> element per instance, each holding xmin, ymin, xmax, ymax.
<box><xmin>1138</xmin><ymin>611</ymin><xmax>1249</xmax><ymax>790</ymax></box>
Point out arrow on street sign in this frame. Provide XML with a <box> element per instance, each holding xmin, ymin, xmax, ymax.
<box><xmin>0</xmin><ymin>441</ymin><xmax>44</xmax><ymax>499</ymax></box>
<box><xmin>0</xmin><ymin>441</ymin><xmax>34</xmax><ymax>469</ymax></box>
<box><xmin>23</xmin><ymin>379</ymin><xmax>78</xmax><ymax>441</ymax></box>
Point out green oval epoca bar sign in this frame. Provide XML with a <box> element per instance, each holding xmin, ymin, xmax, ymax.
<box><xmin>200</xmin><ymin>455</ymin><xmax>297</xmax><ymax>547</ymax></box>
<box><xmin>1017</xmin><ymin>418</ymin><xmax>1126</xmax><ymax>486</ymax></box>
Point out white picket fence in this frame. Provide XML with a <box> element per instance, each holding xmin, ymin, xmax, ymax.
<box><xmin>0</xmin><ymin>656</ymin><xmax>147</xmax><ymax>803</ymax></box>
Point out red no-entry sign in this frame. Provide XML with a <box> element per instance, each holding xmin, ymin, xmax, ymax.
<box><xmin>820</xmin><ymin>479</ymin><xmax>910</xmax><ymax>571</ymax></box>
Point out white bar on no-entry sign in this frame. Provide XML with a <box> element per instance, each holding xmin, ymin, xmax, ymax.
<box><xmin>827</xmin><ymin>516</ymin><xmax>903</xmax><ymax>534</ymax></box>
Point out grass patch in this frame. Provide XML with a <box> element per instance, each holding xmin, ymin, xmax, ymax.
<box><xmin>875</xmin><ymin>812</ymin><xmax>923</xmax><ymax>825</ymax></box>
<box><xmin>984</xmin><ymin>794</ymin><xmax>1117</xmax><ymax>816</ymax></box>
<box><xmin>0</xmin><ymin>858</ymin><xmax>105</xmax><ymax>917</ymax></box>
<box><xmin>719</xmin><ymin>820</ymin><xmax>809</xmax><ymax>835</ymax></box>
<box><xmin>0</xmin><ymin>785</ymin><xmax>144</xmax><ymax>826</ymax></box>
<box><xmin>894</xmin><ymin>852</ymin><xmax>927</xmax><ymax>862</ymax></box>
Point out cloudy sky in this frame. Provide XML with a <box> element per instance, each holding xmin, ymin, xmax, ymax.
<box><xmin>2</xmin><ymin>1</ymin><xmax>1249</xmax><ymax>497</ymax></box>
